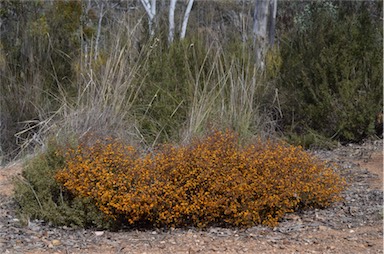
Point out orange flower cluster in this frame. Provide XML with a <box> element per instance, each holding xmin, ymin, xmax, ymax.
<box><xmin>55</xmin><ymin>130</ymin><xmax>345</xmax><ymax>228</ymax></box>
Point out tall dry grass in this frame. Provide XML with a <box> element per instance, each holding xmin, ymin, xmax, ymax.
<box><xmin>1</xmin><ymin>12</ymin><xmax>277</xmax><ymax>163</ymax></box>
<box><xmin>183</xmin><ymin>41</ymin><xmax>276</xmax><ymax>143</ymax></box>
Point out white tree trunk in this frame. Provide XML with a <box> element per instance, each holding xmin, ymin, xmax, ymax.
<box><xmin>94</xmin><ymin>2</ymin><xmax>104</xmax><ymax>60</ymax></box>
<box><xmin>180</xmin><ymin>0</ymin><xmax>194</xmax><ymax>40</ymax></box>
<box><xmin>142</xmin><ymin>0</ymin><xmax>193</xmax><ymax>42</ymax></box>
<box><xmin>253</xmin><ymin>0</ymin><xmax>277</xmax><ymax>70</ymax></box>
<box><xmin>140</xmin><ymin>0</ymin><xmax>157</xmax><ymax>36</ymax></box>
<box><xmin>253</xmin><ymin>0</ymin><xmax>269</xmax><ymax>70</ymax></box>
<box><xmin>168</xmin><ymin>0</ymin><xmax>177</xmax><ymax>44</ymax></box>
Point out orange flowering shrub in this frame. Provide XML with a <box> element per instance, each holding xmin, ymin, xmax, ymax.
<box><xmin>55</xmin><ymin>130</ymin><xmax>345</xmax><ymax>228</ymax></box>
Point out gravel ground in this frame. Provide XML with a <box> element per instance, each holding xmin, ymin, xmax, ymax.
<box><xmin>0</xmin><ymin>140</ymin><xmax>382</xmax><ymax>254</ymax></box>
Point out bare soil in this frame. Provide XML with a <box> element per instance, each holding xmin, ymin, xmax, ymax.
<box><xmin>0</xmin><ymin>140</ymin><xmax>382</xmax><ymax>254</ymax></box>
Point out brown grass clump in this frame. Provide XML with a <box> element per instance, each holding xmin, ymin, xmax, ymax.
<box><xmin>55</xmin><ymin>130</ymin><xmax>345</xmax><ymax>228</ymax></box>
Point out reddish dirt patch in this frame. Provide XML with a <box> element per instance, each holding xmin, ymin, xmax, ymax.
<box><xmin>359</xmin><ymin>151</ymin><xmax>383</xmax><ymax>190</ymax></box>
<box><xmin>0</xmin><ymin>161</ymin><xmax>22</xmax><ymax>197</ymax></box>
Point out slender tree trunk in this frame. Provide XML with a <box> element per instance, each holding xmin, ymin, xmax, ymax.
<box><xmin>180</xmin><ymin>0</ymin><xmax>194</xmax><ymax>40</ymax></box>
<box><xmin>140</xmin><ymin>0</ymin><xmax>156</xmax><ymax>36</ymax></box>
<box><xmin>150</xmin><ymin>0</ymin><xmax>156</xmax><ymax>36</ymax></box>
<box><xmin>142</xmin><ymin>0</ymin><xmax>193</xmax><ymax>42</ymax></box>
<box><xmin>268</xmin><ymin>0</ymin><xmax>277</xmax><ymax>46</ymax></box>
<box><xmin>253</xmin><ymin>0</ymin><xmax>269</xmax><ymax>70</ymax></box>
<box><xmin>94</xmin><ymin>2</ymin><xmax>104</xmax><ymax>60</ymax></box>
<box><xmin>253</xmin><ymin>0</ymin><xmax>277</xmax><ymax>70</ymax></box>
<box><xmin>168</xmin><ymin>0</ymin><xmax>177</xmax><ymax>44</ymax></box>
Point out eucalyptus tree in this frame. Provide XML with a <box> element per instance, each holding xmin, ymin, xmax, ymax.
<box><xmin>140</xmin><ymin>0</ymin><xmax>194</xmax><ymax>43</ymax></box>
<box><xmin>253</xmin><ymin>0</ymin><xmax>277</xmax><ymax>70</ymax></box>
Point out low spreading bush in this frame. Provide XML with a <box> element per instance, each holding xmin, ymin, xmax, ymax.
<box><xmin>13</xmin><ymin>139</ymin><xmax>111</xmax><ymax>228</ymax></box>
<box><xmin>55</xmin><ymin>130</ymin><xmax>345</xmax><ymax>228</ymax></box>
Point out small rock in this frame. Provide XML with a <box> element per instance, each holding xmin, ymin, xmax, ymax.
<box><xmin>28</xmin><ymin>222</ymin><xmax>41</xmax><ymax>231</ymax></box>
<box><xmin>318</xmin><ymin>225</ymin><xmax>329</xmax><ymax>231</ymax></box>
<box><xmin>346</xmin><ymin>237</ymin><xmax>358</xmax><ymax>241</ymax></box>
<box><xmin>285</xmin><ymin>214</ymin><xmax>301</xmax><ymax>221</ymax></box>
<box><xmin>94</xmin><ymin>231</ymin><xmax>104</xmax><ymax>236</ymax></box>
<box><xmin>51</xmin><ymin>239</ymin><xmax>61</xmax><ymax>246</ymax></box>
<box><xmin>349</xmin><ymin>207</ymin><xmax>359</xmax><ymax>216</ymax></box>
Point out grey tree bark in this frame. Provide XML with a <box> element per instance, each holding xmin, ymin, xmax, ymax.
<box><xmin>140</xmin><ymin>0</ymin><xmax>157</xmax><ymax>37</ymax></box>
<box><xmin>168</xmin><ymin>0</ymin><xmax>177</xmax><ymax>43</ymax></box>
<box><xmin>253</xmin><ymin>0</ymin><xmax>277</xmax><ymax>70</ymax></box>
<box><xmin>180</xmin><ymin>0</ymin><xmax>194</xmax><ymax>40</ymax></box>
<box><xmin>94</xmin><ymin>1</ymin><xmax>105</xmax><ymax>60</ymax></box>
<box><xmin>141</xmin><ymin>0</ymin><xmax>194</xmax><ymax>42</ymax></box>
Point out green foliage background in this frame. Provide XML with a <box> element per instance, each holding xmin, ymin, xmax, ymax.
<box><xmin>1</xmin><ymin>1</ymin><xmax>382</xmax><ymax>159</ymax></box>
<box><xmin>277</xmin><ymin>2</ymin><xmax>382</xmax><ymax>144</ymax></box>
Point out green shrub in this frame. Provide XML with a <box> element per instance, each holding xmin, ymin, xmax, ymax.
<box><xmin>286</xmin><ymin>129</ymin><xmax>339</xmax><ymax>150</ymax></box>
<box><xmin>13</xmin><ymin>139</ymin><xmax>111</xmax><ymax>228</ymax></box>
<box><xmin>56</xmin><ymin>130</ymin><xmax>345</xmax><ymax>228</ymax></box>
<box><xmin>134</xmin><ymin>37</ymin><xmax>217</xmax><ymax>144</ymax></box>
<box><xmin>278</xmin><ymin>2</ymin><xmax>383</xmax><ymax>144</ymax></box>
